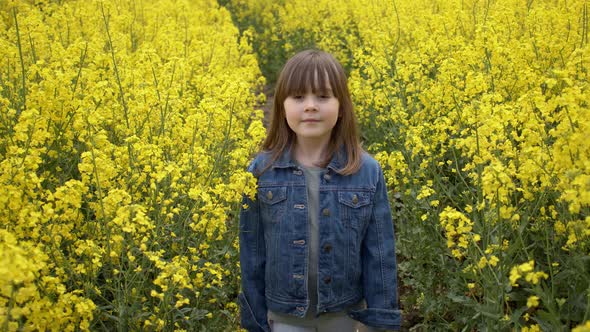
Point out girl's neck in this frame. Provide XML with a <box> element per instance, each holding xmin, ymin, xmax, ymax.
<box><xmin>293</xmin><ymin>138</ymin><xmax>329</xmax><ymax>168</ymax></box>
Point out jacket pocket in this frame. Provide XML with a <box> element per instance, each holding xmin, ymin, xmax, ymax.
<box><xmin>338</xmin><ymin>191</ymin><xmax>372</xmax><ymax>285</ymax></box>
<box><xmin>259</xmin><ymin>186</ymin><xmax>287</xmax><ymax>224</ymax></box>
<box><xmin>338</xmin><ymin>191</ymin><xmax>372</xmax><ymax>228</ymax></box>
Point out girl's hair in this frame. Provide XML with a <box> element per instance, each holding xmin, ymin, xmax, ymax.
<box><xmin>261</xmin><ymin>49</ymin><xmax>363</xmax><ymax>175</ymax></box>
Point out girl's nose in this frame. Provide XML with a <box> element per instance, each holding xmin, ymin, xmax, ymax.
<box><xmin>303</xmin><ymin>96</ymin><xmax>318</xmax><ymax>111</ymax></box>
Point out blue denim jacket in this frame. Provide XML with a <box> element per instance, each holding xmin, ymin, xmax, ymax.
<box><xmin>238</xmin><ymin>147</ymin><xmax>401</xmax><ymax>331</ymax></box>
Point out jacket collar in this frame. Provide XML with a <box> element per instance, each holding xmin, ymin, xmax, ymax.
<box><xmin>272</xmin><ymin>144</ymin><xmax>347</xmax><ymax>174</ymax></box>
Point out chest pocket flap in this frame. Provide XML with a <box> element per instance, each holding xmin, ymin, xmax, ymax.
<box><xmin>259</xmin><ymin>186</ymin><xmax>287</xmax><ymax>205</ymax></box>
<box><xmin>338</xmin><ymin>191</ymin><xmax>371</xmax><ymax>208</ymax></box>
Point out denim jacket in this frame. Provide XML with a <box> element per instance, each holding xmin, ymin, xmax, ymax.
<box><xmin>238</xmin><ymin>147</ymin><xmax>401</xmax><ymax>331</ymax></box>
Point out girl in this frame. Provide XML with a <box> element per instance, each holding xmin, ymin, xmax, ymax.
<box><xmin>238</xmin><ymin>49</ymin><xmax>401</xmax><ymax>332</ymax></box>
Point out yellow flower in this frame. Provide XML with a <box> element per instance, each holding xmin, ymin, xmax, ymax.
<box><xmin>527</xmin><ymin>295</ymin><xmax>540</xmax><ymax>308</ymax></box>
<box><xmin>489</xmin><ymin>255</ymin><xmax>499</xmax><ymax>267</ymax></box>
<box><xmin>439</xmin><ymin>206</ymin><xmax>475</xmax><ymax>259</ymax></box>
<box><xmin>478</xmin><ymin>257</ymin><xmax>488</xmax><ymax>269</ymax></box>
<box><xmin>525</xmin><ymin>271</ymin><xmax>549</xmax><ymax>285</ymax></box>
<box><xmin>510</xmin><ymin>260</ymin><xmax>549</xmax><ymax>287</ymax></box>
<box><xmin>3</xmin><ymin>0</ymin><xmax>590</xmax><ymax>329</ymax></box>
<box><xmin>510</xmin><ymin>266</ymin><xmax>523</xmax><ymax>286</ymax></box>
<box><xmin>522</xmin><ymin>324</ymin><xmax>542</xmax><ymax>332</ymax></box>
<box><xmin>554</xmin><ymin>221</ymin><xmax>566</xmax><ymax>235</ymax></box>
<box><xmin>572</xmin><ymin>321</ymin><xmax>590</xmax><ymax>332</ymax></box>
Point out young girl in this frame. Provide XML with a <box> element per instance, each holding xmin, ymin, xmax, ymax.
<box><xmin>238</xmin><ymin>49</ymin><xmax>401</xmax><ymax>332</ymax></box>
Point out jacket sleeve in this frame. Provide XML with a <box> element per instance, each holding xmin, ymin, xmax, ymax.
<box><xmin>238</xmin><ymin>164</ymin><xmax>271</xmax><ymax>332</ymax></box>
<box><xmin>348</xmin><ymin>165</ymin><xmax>402</xmax><ymax>330</ymax></box>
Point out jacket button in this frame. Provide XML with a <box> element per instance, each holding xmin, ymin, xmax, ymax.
<box><xmin>352</xmin><ymin>194</ymin><xmax>359</xmax><ymax>204</ymax></box>
<box><xmin>323</xmin><ymin>276</ymin><xmax>332</xmax><ymax>284</ymax></box>
<box><xmin>323</xmin><ymin>244</ymin><xmax>332</xmax><ymax>253</ymax></box>
<box><xmin>266</xmin><ymin>191</ymin><xmax>273</xmax><ymax>200</ymax></box>
<box><xmin>322</xmin><ymin>208</ymin><xmax>330</xmax><ymax>216</ymax></box>
<box><xmin>323</xmin><ymin>173</ymin><xmax>331</xmax><ymax>181</ymax></box>
<box><xmin>296</xmin><ymin>306</ymin><xmax>305</xmax><ymax>312</ymax></box>
<box><xmin>293</xmin><ymin>169</ymin><xmax>303</xmax><ymax>175</ymax></box>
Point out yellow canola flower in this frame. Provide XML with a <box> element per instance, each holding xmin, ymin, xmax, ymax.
<box><xmin>510</xmin><ymin>260</ymin><xmax>549</xmax><ymax>287</ymax></box>
<box><xmin>522</xmin><ymin>324</ymin><xmax>542</xmax><ymax>332</ymax></box>
<box><xmin>1</xmin><ymin>0</ymin><xmax>264</xmax><ymax>329</ymax></box>
<box><xmin>478</xmin><ymin>255</ymin><xmax>500</xmax><ymax>269</ymax></box>
<box><xmin>4</xmin><ymin>0</ymin><xmax>590</xmax><ymax>329</ymax></box>
<box><xmin>572</xmin><ymin>321</ymin><xmax>590</xmax><ymax>332</ymax></box>
<box><xmin>439</xmin><ymin>206</ymin><xmax>478</xmax><ymax>259</ymax></box>
<box><xmin>527</xmin><ymin>295</ymin><xmax>540</xmax><ymax>308</ymax></box>
<box><xmin>0</xmin><ymin>230</ymin><xmax>95</xmax><ymax>331</ymax></box>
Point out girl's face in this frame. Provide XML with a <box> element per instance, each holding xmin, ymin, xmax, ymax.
<box><xmin>283</xmin><ymin>80</ymin><xmax>340</xmax><ymax>145</ymax></box>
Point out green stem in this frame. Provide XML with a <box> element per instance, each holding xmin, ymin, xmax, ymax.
<box><xmin>2</xmin><ymin>285</ymin><xmax>17</xmax><ymax>331</ymax></box>
<box><xmin>584</xmin><ymin>289</ymin><xmax>590</xmax><ymax>322</ymax></box>
<box><xmin>100</xmin><ymin>3</ymin><xmax>130</xmax><ymax>129</ymax></box>
<box><xmin>18</xmin><ymin>115</ymin><xmax>37</xmax><ymax>169</ymax></box>
<box><xmin>160</xmin><ymin>61</ymin><xmax>176</xmax><ymax>136</ymax></box>
<box><xmin>71</xmin><ymin>42</ymin><xmax>88</xmax><ymax>94</ymax></box>
<box><xmin>13</xmin><ymin>8</ymin><xmax>26</xmax><ymax>116</ymax></box>
<box><xmin>204</xmin><ymin>97</ymin><xmax>235</xmax><ymax>187</ymax></box>
<box><xmin>86</xmin><ymin>106</ymin><xmax>113</xmax><ymax>277</ymax></box>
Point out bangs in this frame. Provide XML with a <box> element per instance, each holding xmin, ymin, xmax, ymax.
<box><xmin>283</xmin><ymin>55</ymin><xmax>342</xmax><ymax>97</ymax></box>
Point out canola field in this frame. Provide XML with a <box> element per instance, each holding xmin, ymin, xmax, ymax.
<box><xmin>1</xmin><ymin>0</ymin><xmax>589</xmax><ymax>330</ymax></box>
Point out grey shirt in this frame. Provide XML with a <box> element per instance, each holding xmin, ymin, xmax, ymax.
<box><xmin>268</xmin><ymin>164</ymin><xmax>324</xmax><ymax>322</ymax></box>
<box><xmin>302</xmin><ymin>165</ymin><xmax>322</xmax><ymax>318</ymax></box>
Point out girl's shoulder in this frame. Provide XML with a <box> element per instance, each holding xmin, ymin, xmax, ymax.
<box><xmin>246</xmin><ymin>151</ymin><xmax>274</xmax><ymax>176</ymax></box>
<box><xmin>359</xmin><ymin>150</ymin><xmax>379</xmax><ymax>165</ymax></box>
<box><xmin>357</xmin><ymin>150</ymin><xmax>383</xmax><ymax>173</ymax></box>
<box><xmin>349</xmin><ymin>152</ymin><xmax>386</xmax><ymax>191</ymax></box>
<box><xmin>246</xmin><ymin>149</ymin><xmax>383</xmax><ymax>177</ymax></box>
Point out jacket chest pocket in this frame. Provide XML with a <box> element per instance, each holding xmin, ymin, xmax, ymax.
<box><xmin>259</xmin><ymin>186</ymin><xmax>287</xmax><ymax>224</ymax></box>
<box><xmin>338</xmin><ymin>191</ymin><xmax>372</xmax><ymax>228</ymax></box>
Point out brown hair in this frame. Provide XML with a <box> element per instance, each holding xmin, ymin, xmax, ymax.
<box><xmin>261</xmin><ymin>49</ymin><xmax>363</xmax><ymax>175</ymax></box>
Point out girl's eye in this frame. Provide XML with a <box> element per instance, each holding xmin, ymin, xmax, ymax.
<box><xmin>292</xmin><ymin>95</ymin><xmax>303</xmax><ymax>100</ymax></box>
